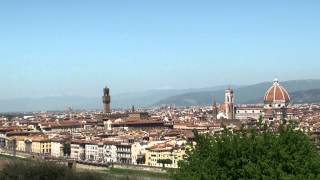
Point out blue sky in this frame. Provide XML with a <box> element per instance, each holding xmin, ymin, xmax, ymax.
<box><xmin>0</xmin><ymin>0</ymin><xmax>320</xmax><ymax>98</ymax></box>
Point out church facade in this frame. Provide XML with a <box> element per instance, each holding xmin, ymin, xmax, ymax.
<box><xmin>263</xmin><ymin>79</ymin><xmax>294</xmax><ymax>121</ymax></box>
<box><xmin>215</xmin><ymin>79</ymin><xmax>293</xmax><ymax>122</ymax></box>
<box><xmin>217</xmin><ymin>88</ymin><xmax>235</xmax><ymax>120</ymax></box>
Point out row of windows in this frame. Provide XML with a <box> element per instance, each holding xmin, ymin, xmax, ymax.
<box><xmin>237</xmin><ymin>110</ymin><xmax>263</xmax><ymax>113</ymax></box>
<box><xmin>117</xmin><ymin>154</ymin><xmax>131</xmax><ymax>158</ymax></box>
<box><xmin>117</xmin><ymin>148</ymin><xmax>131</xmax><ymax>152</ymax></box>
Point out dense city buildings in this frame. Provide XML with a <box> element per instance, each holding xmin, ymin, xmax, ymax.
<box><xmin>0</xmin><ymin>79</ymin><xmax>320</xmax><ymax>169</ymax></box>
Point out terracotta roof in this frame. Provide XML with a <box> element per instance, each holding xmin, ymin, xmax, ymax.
<box><xmin>103</xmin><ymin>140</ymin><xmax>119</xmax><ymax>145</ymax></box>
<box><xmin>287</xmin><ymin>108</ymin><xmax>294</xmax><ymax>113</ymax></box>
<box><xmin>71</xmin><ymin>139</ymin><xmax>89</xmax><ymax>145</ymax></box>
<box><xmin>29</xmin><ymin>135</ymin><xmax>50</xmax><ymax>142</ymax></box>
<box><xmin>0</xmin><ymin>126</ymin><xmax>30</xmax><ymax>133</ymax></box>
<box><xmin>43</xmin><ymin>120</ymin><xmax>83</xmax><ymax>128</ymax></box>
<box><xmin>264</xmin><ymin>79</ymin><xmax>290</xmax><ymax>103</ymax></box>
<box><xmin>112</xmin><ymin>120</ymin><xmax>164</xmax><ymax>126</ymax></box>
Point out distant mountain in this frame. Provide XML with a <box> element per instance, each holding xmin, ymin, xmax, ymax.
<box><xmin>0</xmin><ymin>96</ymin><xmax>101</xmax><ymax>113</ymax></box>
<box><xmin>0</xmin><ymin>85</ymin><xmax>236</xmax><ymax>113</ymax></box>
<box><xmin>154</xmin><ymin>80</ymin><xmax>320</xmax><ymax>106</ymax></box>
<box><xmin>291</xmin><ymin>89</ymin><xmax>320</xmax><ymax>103</ymax></box>
<box><xmin>112</xmin><ymin>85</ymin><xmax>239</xmax><ymax>108</ymax></box>
<box><xmin>2</xmin><ymin>80</ymin><xmax>320</xmax><ymax>113</ymax></box>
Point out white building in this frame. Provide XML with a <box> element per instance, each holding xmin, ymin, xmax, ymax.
<box><xmin>51</xmin><ymin>139</ymin><xmax>64</xmax><ymax>158</ymax></box>
<box><xmin>70</xmin><ymin>140</ymin><xmax>86</xmax><ymax>161</ymax></box>
<box><xmin>115</xmin><ymin>141</ymin><xmax>144</xmax><ymax>165</ymax></box>
<box><xmin>85</xmin><ymin>143</ymin><xmax>99</xmax><ymax>162</ymax></box>
<box><xmin>236</xmin><ymin>106</ymin><xmax>263</xmax><ymax>120</ymax></box>
<box><xmin>85</xmin><ymin>142</ymin><xmax>117</xmax><ymax>163</ymax></box>
<box><xmin>103</xmin><ymin>142</ymin><xmax>117</xmax><ymax>163</ymax></box>
<box><xmin>116</xmin><ymin>143</ymin><xmax>132</xmax><ymax>164</ymax></box>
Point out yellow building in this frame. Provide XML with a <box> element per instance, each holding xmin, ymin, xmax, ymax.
<box><xmin>145</xmin><ymin>143</ymin><xmax>186</xmax><ymax>168</ymax></box>
<box><xmin>15</xmin><ymin>136</ymin><xmax>26</xmax><ymax>152</ymax></box>
<box><xmin>30</xmin><ymin>136</ymin><xmax>51</xmax><ymax>154</ymax></box>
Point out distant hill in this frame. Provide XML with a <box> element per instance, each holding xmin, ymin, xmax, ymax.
<box><xmin>155</xmin><ymin>80</ymin><xmax>320</xmax><ymax>106</ymax></box>
<box><xmin>291</xmin><ymin>89</ymin><xmax>320</xmax><ymax>103</ymax></box>
<box><xmin>112</xmin><ymin>85</ymin><xmax>237</xmax><ymax>108</ymax></box>
<box><xmin>2</xmin><ymin>80</ymin><xmax>320</xmax><ymax>113</ymax></box>
<box><xmin>0</xmin><ymin>96</ymin><xmax>101</xmax><ymax>113</ymax></box>
<box><xmin>0</xmin><ymin>85</ymin><xmax>236</xmax><ymax>113</ymax></box>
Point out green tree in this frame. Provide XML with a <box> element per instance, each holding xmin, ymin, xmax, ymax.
<box><xmin>63</xmin><ymin>142</ymin><xmax>71</xmax><ymax>157</ymax></box>
<box><xmin>172</xmin><ymin>120</ymin><xmax>320</xmax><ymax>180</ymax></box>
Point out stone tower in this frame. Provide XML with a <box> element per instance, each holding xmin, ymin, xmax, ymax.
<box><xmin>102</xmin><ymin>86</ymin><xmax>111</xmax><ymax>113</ymax></box>
<box><xmin>212</xmin><ymin>97</ymin><xmax>218</xmax><ymax>120</ymax></box>
<box><xmin>225</xmin><ymin>88</ymin><xmax>235</xmax><ymax>119</ymax></box>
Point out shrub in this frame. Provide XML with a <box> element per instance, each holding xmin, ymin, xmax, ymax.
<box><xmin>0</xmin><ymin>160</ymin><xmax>103</xmax><ymax>180</ymax></box>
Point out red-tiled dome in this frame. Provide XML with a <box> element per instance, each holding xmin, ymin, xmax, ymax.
<box><xmin>264</xmin><ymin>79</ymin><xmax>290</xmax><ymax>103</ymax></box>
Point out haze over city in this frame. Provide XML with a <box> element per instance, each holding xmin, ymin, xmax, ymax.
<box><xmin>2</xmin><ymin>1</ymin><xmax>320</xmax><ymax>180</ymax></box>
<box><xmin>1</xmin><ymin>0</ymin><xmax>320</xmax><ymax>100</ymax></box>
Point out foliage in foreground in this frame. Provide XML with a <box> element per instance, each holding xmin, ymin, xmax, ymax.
<box><xmin>109</xmin><ymin>168</ymin><xmax>169</xmax><ymax>179</ymax></box>
<box><xmin>0</xmin><ymin>160</ymin><xmax>103</xmax><ymax>180</ymax></box>
<box><xmin>172</xmin><ymin>121</ymin><xmax>320</xmax><ymax>180</ymax></box>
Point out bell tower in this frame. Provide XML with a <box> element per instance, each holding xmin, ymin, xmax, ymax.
<box><xmin>225</xmin><ymin>88</ymin><xmax>235</xmax><ymax>119</ymax></box>
<box><xmin>102</xmin><ymin>86</ymin><xmax>111</xmax><ymax>113</ymax></box>
<box><xmin>212</xmin><ymin>97</ymin><xmax>218</xmax><ymax>120</ymax></box>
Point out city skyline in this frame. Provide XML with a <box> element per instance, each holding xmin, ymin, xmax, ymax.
<box><xmin>1</xmin><ymin>1</ymin><xmax>320</xmax><ymax>99</ymax></box>
<box><xmin>1</xmin><ymin>2</ymin><xmax>320</xmax><ymax>179</ymax></box>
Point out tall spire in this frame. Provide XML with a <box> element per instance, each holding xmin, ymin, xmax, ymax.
<box><xmin>213</xmin><ymin>96</ymin><xmax>216</xmax><ymax>106</ymax></box>
<box><xmin>212</xmin><ymin>96</ymin><xmax>218</xmax><ymax>120</ymax></box>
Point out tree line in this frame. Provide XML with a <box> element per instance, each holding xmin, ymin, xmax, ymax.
<box><xmin>172</xmin><ymin>119</ymin><xmax>320</xmax><ymax>179</ymax></box>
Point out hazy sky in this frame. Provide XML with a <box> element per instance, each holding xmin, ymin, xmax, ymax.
<box><xmin>1</xmin><ymin>0</ymin><xmax>320</xmax><ymax>98</ymax></box>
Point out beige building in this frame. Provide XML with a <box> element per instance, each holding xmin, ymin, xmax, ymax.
<box><xmin>15</xmin><ymin>136</ymin><xmax>27</xmax><ymax>152</ymax></box>
<box><xmin>30</xmin><ymin>136</ymin><xmax>51</xmax><ymax>154</ymax></box>
<box><xmin>145</xmin><ymin>142</ymin><xmax>186</xmax><ymax>168</ymax></box>
<box><xmin>14</xmin><ymin>136</ymin><xmax>39</xmax><ymax>154</ymax></box>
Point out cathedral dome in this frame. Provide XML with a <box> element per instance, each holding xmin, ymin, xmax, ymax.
<box><xmin>264</xmin><ymin>79</ymin><xmax>290</xmax><ymax>104</ymax></box>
